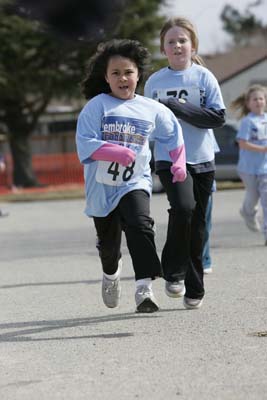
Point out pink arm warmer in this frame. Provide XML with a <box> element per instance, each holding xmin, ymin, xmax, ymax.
<box><xmin>169</xmin><ymin>144</ymin><xmax>187</xmax><ymax>183</ymax></box>
<box><xmin>91</xmin><ymin>143</ymin><xmax>136</xmax><ymax>167</ymax></box>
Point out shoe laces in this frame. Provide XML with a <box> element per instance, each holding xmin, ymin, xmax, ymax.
<box><xmin>104</xmin><ymin>278</ymin><xmax>119</xmax><ymax>294</ymax></box>
<box><xmin>136</xmin><ymin>285</ymin><xmax>152</xmax><ymax>295</ymax></box>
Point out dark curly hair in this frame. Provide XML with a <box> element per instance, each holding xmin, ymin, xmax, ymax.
<box><xmin>81</xmin><ymin>39</ymin><xmax>151</xmax><ymax>99</ymax></box>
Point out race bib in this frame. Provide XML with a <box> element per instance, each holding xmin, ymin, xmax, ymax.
<box><xmin>155</xmin><ymin>86</ymin><xmax>201</xmax><ymax>106</ymax></box>
<box><xmin>95</xmin><ymin>153</ymin><xmax>146</xmax><ymax>186</ymax></box>
<box><xmin>256</xmin><ymin>122</ymin><xmax>267</xmax><ymax>140</ymax></box>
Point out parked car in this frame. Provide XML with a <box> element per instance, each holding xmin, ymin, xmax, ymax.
<box><xmin>150</xmin><ymin>121</ymin><xmax>240</xmax><ymax>192</ymax></box>
<box><xmin>214</xmin><ymin>121</ymin><xmax>240</xmax><ymax>181</ymax></box>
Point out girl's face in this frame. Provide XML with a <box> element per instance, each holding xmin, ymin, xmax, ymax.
<box><xmin>162</xmin><ymin>26</ymin><xmax>195</xmax><ymax>70</ymax></box>
<box><xmin>247</xmin><ymin>90</ymin><xmax>266</xmax><ymax>115</ymax></box>
<box><xmin>105</xmin><ymin>55</ymin><xmax>139</xmax><ymax>100</ymax></box>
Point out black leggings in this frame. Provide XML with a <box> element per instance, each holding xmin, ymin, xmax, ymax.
<box><xmin>158</xmin><ymin>169</ymin><xmax>215</xmax><ymax>299</ymax></box>
<box><xmin>93</xmin><ymin>190</ymin><xmax>162</xmax><ymax>281</ymax></box>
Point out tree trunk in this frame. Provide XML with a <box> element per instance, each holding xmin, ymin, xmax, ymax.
<box><xmin>9</xmin><ymin>134</ymin><xmax>39</xmax><ymax>187</ymax></box>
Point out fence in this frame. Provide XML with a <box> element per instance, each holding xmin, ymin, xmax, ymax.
<box><xmin>0</xmin><ymin>133</ymin><xmax>84</xmax><ymax>189</ymax></box>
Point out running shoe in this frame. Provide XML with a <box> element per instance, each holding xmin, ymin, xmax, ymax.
<box><xmin>135</xmin><ymin>286</ymin><xmax>159</xmax><ymax>313</ymax></box>
<box><xmin>101</xmin><ymin>260</ymin><xmax>122</xmax><ymax>308</ymax></box>
<box><xmin>165</xmin><ymin>280</ymin><xmax>185</xmax><ymax>297</ymax></box>
<box><xmin>240</xmin><ymin>208</ymin><xmax>260</xmax><ymax>232</ymax></box>
<box><xmin>183</xmin><ymin>296</ymin><xmax>203</xmax><ymax>310</ymax></box>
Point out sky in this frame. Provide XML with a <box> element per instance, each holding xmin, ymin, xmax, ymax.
<box><xmin>159</xmin><ymin>0</ymin><xmax>267</xmax><ymax>54</ymax></box>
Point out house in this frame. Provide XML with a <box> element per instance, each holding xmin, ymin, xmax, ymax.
<box><xmin>202</xmin><ymin>46</ymin><xmax>267</xmax><ymax>120</ymax></box>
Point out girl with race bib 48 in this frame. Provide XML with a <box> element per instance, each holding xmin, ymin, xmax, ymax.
<box><xmin>76</xmin><ymin>39</ymin><xmax>186</xmax><ymax>313</ymax></box>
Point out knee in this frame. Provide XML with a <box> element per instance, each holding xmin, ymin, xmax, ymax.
<box><xmin>124</xmin><ymin>215</ymin><xmax>155</xmax><ymax>233</ymax></box>
<box><xmin>172</xmin><ymin>199</ymin><xmax>195</xmax><ymax>217</ymax></box>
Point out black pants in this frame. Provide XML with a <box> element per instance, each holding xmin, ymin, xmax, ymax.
<box><xmin>93</xmin><ymin>190</ymin><xmax>162</xmax><ymax>281</ymax></box>
<box><xmin>158</xmin><ymin>168</ymin><xmax>215</xmax><ymax>299</ymax></box>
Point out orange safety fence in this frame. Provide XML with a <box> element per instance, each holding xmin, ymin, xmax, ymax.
<box><xmin>0</xmin><ymin>152</ymin><xmax>84</xmax><ymax>189</ymax></box>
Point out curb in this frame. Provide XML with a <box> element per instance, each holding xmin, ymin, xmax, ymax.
<box><xmin>0</xmin><ymin>181</ymin><xmax>244</xmax><ymax>203</ymax></box>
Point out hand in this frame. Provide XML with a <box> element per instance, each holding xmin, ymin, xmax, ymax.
<box><xmin>170</xmin><ymin>165</ymin><xmax>187</xmax><ymax>183</ymax></box>
<box><xmin>169</xmin><ymin>145</ymin><xmax>187</xmax><ymax>183</ymax></box>
<box><xmin>117</xmin><ymin>147</ymin><xmax>136</xmax><ymax>167</ymax></box>
<box><xmin>91</xmin><ymin>143</ymin><xmax>136</xmax><ymax>166</ymax></box>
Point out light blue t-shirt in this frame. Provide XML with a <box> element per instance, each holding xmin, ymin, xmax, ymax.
<box><xmin>76</xmin><ymin>93</ymin><xmax>184</xmax><ymax>217</ymax></box>
<box><xmin>236</xmin><ymin>112</ymin><xmax>267</xmax><ymax>175</ymax></box>
<box><xmin>144</xmin><ymin>63</ymin><xmax>225</xmax><ymax>164</ymax></box>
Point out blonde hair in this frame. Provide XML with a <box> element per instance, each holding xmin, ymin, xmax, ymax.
<box><xmin>159</xmin><ymin>17</ymin><xmax>205</xmax><ymax>66</ymax></box>
<box><xmin>230</xmin><ymin>84</ymin><xmax>267</xmax><ymax>119</ymax></box>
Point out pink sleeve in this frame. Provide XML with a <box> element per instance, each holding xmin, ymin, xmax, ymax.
<box><xmin>169</xmin><ymin>144</ymin><xmax>187</xmax><ymax>183</ymax></box>
<box><xmin>91</xmin><ymin>143</ymin><xmax>136</xmax><ymax>167</ymax></box>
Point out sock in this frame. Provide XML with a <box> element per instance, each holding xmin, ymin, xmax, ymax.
<box><xmin>136</xmin><ymin>278</ymin><xmax>152</xmax><ymax>290</ymax></box>
<box><xmin>103</xmin><ymin>260</ymin><xmax>122</xmax><ymax>280</ymax></box>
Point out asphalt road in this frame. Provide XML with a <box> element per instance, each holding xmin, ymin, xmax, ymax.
<box><xmin>0</xmin><ymin>189</ymin><xmax>267</xmax><ymax>400</ymax></box>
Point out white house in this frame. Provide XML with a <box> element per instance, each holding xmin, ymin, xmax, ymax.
<box><xmin>203</xmin><ymin>46</ymin><xmax>267</xmax><ymax>120</ymax></box>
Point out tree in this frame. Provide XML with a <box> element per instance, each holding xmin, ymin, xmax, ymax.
<box><xmin>220</xmin><ymin>1</ymin><xmax>267</xmax><ymax>48</ymax></box>
<box><xmin>0</xmin><ymin>0</ymin><xmax>165</xmax><ymax>187</ymax></box>
<box><xmin>0</xmin><ymin>9</ymin><xmax>87</xmax><ymax>186</ymax></box>
<box><xmin>116</xmin><ymin>0</ymin><xmax>165</xmax><ymax>53</ymax></box>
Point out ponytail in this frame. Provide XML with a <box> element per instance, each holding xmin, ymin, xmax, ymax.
<box><xmin>230</xmin><ymin>85</ymin><xmax>267</xmax><ymax>119</ymax></box>
<box><xmin>192</xmin><ymin>54</ymin><xmax>205</xmax><ymax>66</ymax></box>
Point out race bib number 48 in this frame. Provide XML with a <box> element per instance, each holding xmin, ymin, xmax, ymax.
<box><xmin>95</xmin><ymin>153</ymin><xmax>145</xmax><ymax>186</ymax></box>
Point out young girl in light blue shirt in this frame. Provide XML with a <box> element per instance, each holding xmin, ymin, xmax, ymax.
<box><xmin>76</xmin><ymin>39</ymin><xmax>186</xmax><ymax>313</ymax></box>
<box><xmin>231</xmin><ymin>84</ymin><xmax>267</xmax><ymax>245</ymax></box>
<box><xmin>144</xmin><ymin>17</ymin><xmax>225</xmax><ymax>309</ymax></box>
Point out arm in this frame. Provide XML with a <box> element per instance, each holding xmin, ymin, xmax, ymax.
<box><xmin>238</xmin><ymin>139</ymin><xmax>267</xmax><ymax>153</ymax></box>
<box><xmin>159</xmin><ymin>97</ymin><xmax>225</xmax><ymax>129</ymax></box>
<box><xmin>169</xmin><ymin>144</ymin><xmax>187</xmax><ymax>183</ymax></box>
<box><xmin>91</xmin><ymin>142</ymin><xmax>136</xmax><ymax>167</ymax></box>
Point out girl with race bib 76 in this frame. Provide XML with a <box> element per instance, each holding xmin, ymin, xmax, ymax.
<box><xmin>144</xmin><ymin>17</ymin><xmax>225</xmax><ymax>309</ymax></box>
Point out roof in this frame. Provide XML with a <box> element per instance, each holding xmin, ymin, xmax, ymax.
<box><xmin>202</xmin><ymin>47</ymin><xmax>267</xmax><ymax>84</ymax></box>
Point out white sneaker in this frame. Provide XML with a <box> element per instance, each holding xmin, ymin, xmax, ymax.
<box><xmin>240</xmin><ymin>208</ymin><xmax>260</xmax><ymax>232</ymax></box>
<box><xmin>165</xmin><ymin>280</ymin><xmax>185</xmax><ymax>297</ymax></box>
<box><xmin>101</xmin><ymin>260</ymin><xmax>122</xmax><ymax>308</ymax></box>
<box><xmin>203</xmin><ymin>267</ymin><xmax>213</xmax><ymax>274</ymax></box>
<box><xmin>183</xmin><ymin>296</ymin><xmax>203</xmax><ymax>310</ymax></box>
<box><xmin>135</xmin><ymin>286</ymin><xmax>159</xmax><ymax>313</ymax></box>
